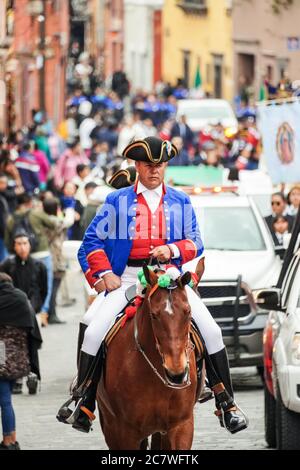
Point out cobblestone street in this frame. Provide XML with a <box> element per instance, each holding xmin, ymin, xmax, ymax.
<box><xmin>13</xmin><ymin>272</ymin><xmax>266</xmax><ymax>451</ymax></box>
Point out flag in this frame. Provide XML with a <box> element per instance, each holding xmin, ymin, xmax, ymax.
<box><xmin>259</xmin><ymin>82</ymin><xmax>267</xmax><ymax>101</ymax></box>
<box><xmin>194</xmin><ymin>63</ymin><xmax>202</xmax><ymax>88</ymax></box>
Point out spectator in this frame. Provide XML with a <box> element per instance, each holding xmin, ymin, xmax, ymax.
<box><xmin>0</xmin><ymin>233</ymin><xmax>47</xmax><ymax>315</ymax></box>
<box><xmin>5</xmin><ymin>193</ymin><xmax>56</xmax><ymax>327</ymax></box>
<box><xmin>15</xmin><ymin>143</ymin><xmax>40</xmax><ymax>195</ymax></box>
<box><xmin>72</xmin><ymin>164</ymin><xmax>94</xmax><ymax>206</ymax></box>
<box><xmin>90</xmin><ymin>141</ymin><xmax>113</xmax><ymax>174</ymax></box>
<box><xmin>60</xmin><ymin>182</ymin><xmax>84</xmax><ymax>241</ymax></box>
<box><xmin>0</xmin><ymin>173</ymin><xmax>18</xmax><ymax>213</ymax></box>
<box><xmin>0</xmin><ymin>272</ymin><xmax>42</xmax><ymax>450</ymax></box>
<box><xmin>199</xmin><ymin>141</ymin><xmax>222</xmax><ymax>168</ymax></box>
<box><xmin>171</xmin><ymin>114</ymin><xmax>194</xmax><ymax>151</ymax></box>
<box><xmin>31</xmin><ymin>142</ymin><xmax>50</xmax><ymax>190</ymax></box>
<box><xmin>0</xmin><ymin>150</ymin><xmax>23</xmax><ymax>191</ymax></box>
<box><xmin>68</xmin><ymin>86</ymin><xmax>88</xmax><ymax>108</ymax></box>
<box><xmin>54</xmin><ymin>139</ymin><xmax>89</xmax><ymax>190</ymax></box>
<box><xmin>79</xmin><ymin>111</ymin><xmax>100</xmax><ymax>154</ymax></box>
<box><xmin>168</xmin><ymin>137</ymin><xmax>190</xmax><ymax>166</ymax></box>
<box><xmin>57</xmin><ymin>107</ymin><xmax>78</xmax><ymax>145</ymax></box>
<box><xmin>264</xmin><ymin>192</ymin><xmax>294</xmax><ymax>234</ymax></box>
<box><xmin>111</xmin><ymin>71</ymin><xmax>129</xmax><ymax>100</ymax></box>
<box><xmin>287</xmin><ymin>185</ymin><xmax>300</xmax><ymax>216</ymax></box>
<box><xmin>43</xmin><ymin>198</ymin><xmax>76</xmax><ymax>324</ymax></box>
<box><xmin>80</xmin><ymin>182</ymin><xmax>101</xmax><ymax>233</ymax></box>
<box><xmin>272</xmin><ymin>215</ymin><xmax>290</xmax><ymax>247</ymax></box>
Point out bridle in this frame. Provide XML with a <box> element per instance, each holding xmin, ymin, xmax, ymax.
<box><xmin>133</xmin><ymin>281</ymin><xmax>194</xmax><ymax>389</ymax></box>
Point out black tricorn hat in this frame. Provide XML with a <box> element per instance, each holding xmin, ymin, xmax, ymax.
<box><xmin>122</xmin><ymin>136</ymin><xmax>178</xmax><ymax>163</ymax></box>
<box><xmin>108</xmin><ymin>166</ymin><xmax>137</xmax><ymax>189</ymax></box>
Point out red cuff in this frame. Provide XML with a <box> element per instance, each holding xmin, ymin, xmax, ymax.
<box><xmin>173</xmin><ymin>239</ymin><xmax>198</xmax><ymax>264</ymax></box>
<box><xmin>86</xmin><ymin>249</ymin><xmax>112</xmax><ymax>278</ymax></box>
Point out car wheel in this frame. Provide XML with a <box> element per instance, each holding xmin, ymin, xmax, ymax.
<box><xmin>264</xmin><ymin>384</ymin><xmax>276</xmax><ymax>448</ymax></box>
<box><xmin>276</xmin><ymin>381</ymin><xmax>300</xmax><ymax>450</ymax></box>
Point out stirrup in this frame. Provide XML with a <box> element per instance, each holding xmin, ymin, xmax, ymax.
<box><xmin>215</xmin><ymin>404</ymin><xmax>249</xmax><ymax>434</ymax></box>
<box><xmin>65</xmin><ymin>397</ymin><xmax>84</xmax><ymax>425</ymax></box>
<box><xmin>57</xmin><ymin>396</ymin><xmax>84</xmax><ymax>425</ymax></box>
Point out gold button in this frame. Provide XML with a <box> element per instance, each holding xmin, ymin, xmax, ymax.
<box><xmin>132</xmin><ymin>216</ymin><xmax>136</xmax><ymax>220</ymax></box>
<box><xmin>152</xmin><ymin>225</ymin><xmax>156</xmax><ymax>229</ymax></box>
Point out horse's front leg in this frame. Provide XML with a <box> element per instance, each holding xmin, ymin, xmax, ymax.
<box><xmin>104</xmin><ymin>422</ymin><xmax>144</xmax><ymax>450</ymax></box>
<box><xmin>162</xmin><ymin>416</ymin><xmax>194</xmax><ymax>450</ymax></box>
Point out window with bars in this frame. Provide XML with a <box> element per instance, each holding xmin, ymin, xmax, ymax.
<box><xmin>177</xmin><ymin>0</ymin><xmax>207</xmax><ymax>14</ymax></box>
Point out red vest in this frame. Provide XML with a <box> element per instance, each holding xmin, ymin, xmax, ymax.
<box><xmin>129</xmin><ymin>193</ymin><xmax>166</xmax><ymax>259</ymax></box>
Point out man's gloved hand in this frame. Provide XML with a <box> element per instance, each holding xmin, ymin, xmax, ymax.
<box><xmin>150</xmin><ymin>245</ymin><xmax>172</xmax><ymax>263</ymax></box>
<box><xmin>102</xmin><ymin>272</ymin><xmax>122</xmax><ymax>292</ymax></box>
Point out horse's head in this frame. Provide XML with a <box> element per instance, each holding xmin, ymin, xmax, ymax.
<box><xmin>143</xmin><ymin>265</ymin><xmax>193</xmax><ymax>387</ymax></box>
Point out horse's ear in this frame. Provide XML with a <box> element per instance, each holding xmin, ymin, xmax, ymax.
<box><xmin>177</xmin><ymin>271</ymin><xmax>191</xmax><ymax>288</ymax></box>
<box><xmin>143</xmin><ymin>264</ymin><xmax>157</xmax><ymax>286</ymax></box>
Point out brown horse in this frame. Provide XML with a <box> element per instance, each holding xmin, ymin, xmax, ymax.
<box><xmin>96</xmin><ymin>266</ymin><xmax>204</xmax><ymax>450</ymax></box>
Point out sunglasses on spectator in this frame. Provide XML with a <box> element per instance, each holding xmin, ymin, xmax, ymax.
<box><xmin>271</xmin><ymin>201</ymin><xmax>282</xmax><ymax>206</ymax></box>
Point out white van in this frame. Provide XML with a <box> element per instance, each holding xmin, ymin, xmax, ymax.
<box><xmin>176</xmin><ymin>98</ymin><xmax>238</xmax><ymax>133</ymax></box>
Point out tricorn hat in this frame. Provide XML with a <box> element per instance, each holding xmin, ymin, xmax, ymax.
<box><xmin>122</xmin><ymin>136</ymin><xmax>178</xmax><ymax>163</ymax></box>
<box><xmin>108</xmin><ymin>166</ymin><xmax>137</xmax><ymax>189</ymax></box>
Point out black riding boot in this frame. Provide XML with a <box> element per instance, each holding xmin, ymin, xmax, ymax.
<box><xmin>56</xmin><ymin>351</ymin><xmax>95</xmax><ymax>431</ymax></box>
<box><xmin>77</xmin><ymin>323</ymin><xmax>87</xmax><ymax>365</ymax></box>
<box><xmin>72</xmin><ymin>345</ymin><xmax>105</xmax><ymax>433</ymax></box>
<box><xmin>209</xmin><ymin>348</ymin><xmax>248</xmax><ymax>434</ymax></box>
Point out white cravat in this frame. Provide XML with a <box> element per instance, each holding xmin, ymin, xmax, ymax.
<box><xmin>136</xmin><ymin>181</ymin><xmax>162</xmax><ymax>214</ymax></box>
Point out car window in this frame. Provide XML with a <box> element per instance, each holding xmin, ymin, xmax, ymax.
<box><xmin>194</xmin><ymin>206</ymin><xmax>266</xmax><ymax>251</ymax></box>
<box><xmin>281</xmin><ymin>256</ymin><xmax>300</xmax><ymax>307</ymax></box>
<box><xmin>286</xmin><ymin>262</ymin><xmax>300</xmax><ymax>313</ymax></box>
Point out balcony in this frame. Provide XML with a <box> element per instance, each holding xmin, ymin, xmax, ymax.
<box><xmin>176</xmin><ymin>0</ymin><xmax>208</xmax><ymax>15</ymax></box>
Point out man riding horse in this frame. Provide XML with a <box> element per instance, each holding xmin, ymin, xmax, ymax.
<box><xmin>57</xmin><ymin>136</ymin><xmax>248</xmax><ymax>436</ymax></box>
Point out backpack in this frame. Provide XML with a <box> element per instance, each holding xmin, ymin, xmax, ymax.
<box><xmin>10</xmin><ymin>212</ymin><xmax>38</xmax><ymax>253</ymax></box>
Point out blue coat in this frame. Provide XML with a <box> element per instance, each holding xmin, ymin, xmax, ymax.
<box><xmin>78</xmin><ymin>184</ymin><xmax>204</xmax><ymax>282</ymax></box>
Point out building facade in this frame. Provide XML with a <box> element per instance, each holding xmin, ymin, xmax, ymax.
<box><xmin>124</xmin><ymin>0</ymin><xmax>163</xmax><ymax>92</ymax></box>
<box><xmin>232</xmin><ymin>0</ymin><xmax>300</xmax><ymax>101</ymax></box>
<box><xmin>162</xmin><ymin>0</ymin><xmax>234</xmax><ymax>100</ymax></box>
<box><xmin>0</xmin><ymin>1</ymin><xmax>14</xmax><ymax>133</ymax></box>
<box><xmin>8</xmin><ymin>0</ymin><xmax>69</xmax><ymax>131</ymax></box>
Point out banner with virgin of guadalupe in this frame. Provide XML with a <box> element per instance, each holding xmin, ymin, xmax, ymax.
<box><xmin>257</xmin><ymin>100</ymin><xmax>300</xmax><ymax>184</ymax></box>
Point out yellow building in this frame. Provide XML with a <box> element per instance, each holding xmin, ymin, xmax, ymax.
<box><xmin>162</xmin><ymin>0</ymin><xmax>233</xmax><ymax>101</ymax></box>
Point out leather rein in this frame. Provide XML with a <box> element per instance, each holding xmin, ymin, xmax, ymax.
<box><xmin>133</xmin><ymin>282</ymin><xmax>194</xmax><ymax>390</ymax></box>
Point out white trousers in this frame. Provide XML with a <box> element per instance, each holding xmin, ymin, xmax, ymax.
<box><xmin>81</xmin><ymin>267</ymin><xmax>224</xmax><ymax>356</ymax></box>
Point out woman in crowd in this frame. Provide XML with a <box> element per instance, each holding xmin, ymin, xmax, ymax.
<box><xmin>0</xmin><ymin>272</ymin><xmax>42</xmax><ymax>449</ymax></box>
<box><xmin>287</xmin><ymin>185</ymin><xmax>300</xmax><ymax>216</ymax></box>
<box><xmin>42</xmin><ymin>198</ymin><xmax>75</xmax><ymax>324</ymax></box>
